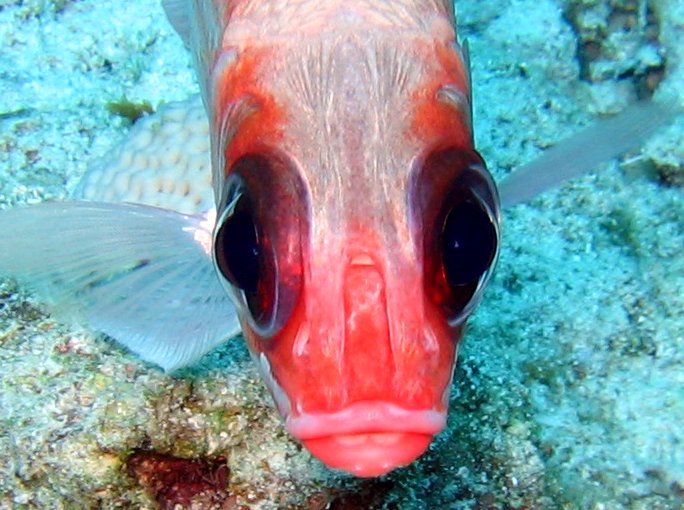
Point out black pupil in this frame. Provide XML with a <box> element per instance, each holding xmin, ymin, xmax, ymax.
<box><xmin>442</xmin><ymin>199</ymin><xmax>497</xmax><ymax>287</ymax></box>
<box><xmin>217</xmin><ymin>208</ymin><xmax>260</xmax><ymax>293</ymax></box>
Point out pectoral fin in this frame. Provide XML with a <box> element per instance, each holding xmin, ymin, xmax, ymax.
<box><xmin>0</xmin><ymin>201</ymin><xmax>240</xmax><ymax>371</ymax></box>
<box><xmin>498</xmin><ymin>100</ymin><xmax>681</xmax><ymax>207</ymax></box>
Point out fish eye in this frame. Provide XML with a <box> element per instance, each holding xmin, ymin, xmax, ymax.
<box><xmin>435</xmin><ymin>190</ymin><xmax>498</xmax><ymax>319</ymax></box>
<box><xmin>213</xmin><ymin>153</ymin><xmax>307</xmax><ymax>335</ymax></box>
<box><xmin>441</xmin><ymin>198</ymin><xmax>498</xmax><ymax>288</ymax></box>
<box><xmin>214</xmin><ymin>196</ymin><xmax>260</xmax><ymax>293</ymax></box>
<box><xmin>214</xmin><ymin>188</ymin><xmax>274</xmax><ymax>325</ymax></box>
<box><xmin>411</xmin><ymin>147</ymin><xmax>500</xmax><ymax>325</ymax></box>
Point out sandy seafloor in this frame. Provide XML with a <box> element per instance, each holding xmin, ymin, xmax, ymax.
<box><xmin>0</xmin><ymin>0</ymin><xmax>683</xmax><ymax>508</ymax></box>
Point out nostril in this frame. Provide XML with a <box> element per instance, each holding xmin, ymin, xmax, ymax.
<box><xmin>349</xmin><ymin>253</ymin><xmax>375</xmax><ymax>266</ymax></box>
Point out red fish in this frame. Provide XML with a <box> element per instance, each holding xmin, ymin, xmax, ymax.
<box><xmin>0</xmin><ymin>0</ymin><xmax>674</xmax><ymax>477</ymax></box>
<box><xmin>174</xmin><ymin>0</ymin><xmax>500</xmax><ymax>476</ymax></box>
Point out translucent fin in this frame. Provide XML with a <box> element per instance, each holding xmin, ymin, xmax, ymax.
<box><xmin>0</xmin><ymin>201</ymin><xmax>240</xmax><ymax>371</ymax></box>
<box><xmin>498</xmin><ymin>100</ymin><xmax>682</xmax><ymax>207</ymax></box>
<box><xmin>162</xmin><ymin>0</ymin><xmax>191</xmax><ymax>47</ymax></box>
<box><xmin>461</xmin><ymin>39</ymin><xmax>474</xmax><ymax>144</ymax></box>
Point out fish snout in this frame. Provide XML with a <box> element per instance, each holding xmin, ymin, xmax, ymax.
<box><xmin>275</xmin><ymin>255</ymin><xmax>456</xmax><ymax>476</ymax></box>
<box><xmin>241</xmin><ymin>241</ymin><xmax>462</xmax><ymax>476</ymax></box>
<box><xmin>303</xmin><ymin>433</ymin><xmax>432</xmax><ymax>477</ymax></box>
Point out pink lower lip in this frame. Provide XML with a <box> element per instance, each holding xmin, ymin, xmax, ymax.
<box><xmin>285</xmin><ymin>401</ymin><xmax>447</xmax><ymax>440</ymax></box>
<box><xmin>303</xmin><ymin>432</ymin><xmax>433</xmax><ymax>477</ymax></box>
<box><xmin>285</xmin><ymin>401</ymin><xmax>446</xmax><ymax>477</ymax></box>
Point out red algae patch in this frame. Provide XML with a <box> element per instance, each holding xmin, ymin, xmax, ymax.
<box><xmin>127</xmin><ymin>450</ymin><xmax>233</xmax><ymax>509</ymax></box>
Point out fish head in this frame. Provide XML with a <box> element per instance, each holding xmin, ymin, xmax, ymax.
<box><xmin>207</xmin><ymin>10</ymin><xmax>500</xmax><ymax>477</ymax></box>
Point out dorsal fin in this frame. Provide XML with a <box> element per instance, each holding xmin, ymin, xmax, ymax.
<box><xmin>162</xmin><ymin>0</ymin><xmax>191</xmax><ymax>47</ymax></box>
<box><xmin>461</xmin><ymin>39</ymin><xmax>474</xmax><ymax>144</ymax></box>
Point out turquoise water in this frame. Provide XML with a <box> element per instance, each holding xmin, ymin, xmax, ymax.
<box><xmin>0</xmin><ymin>0</ymin><xmax>682</xmax><ymax>508</ymax></box>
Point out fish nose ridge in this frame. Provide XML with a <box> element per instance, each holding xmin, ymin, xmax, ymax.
<box><xmin>342</xmin><ymin>253</ymin><xmax>395</xmax><ymax>402</ymax></box>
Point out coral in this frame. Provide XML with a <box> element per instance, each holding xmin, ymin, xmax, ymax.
<box><xmin>75</xmin><ymin>96</ymin><xmax>214</xmax><ymax>214</ymax></box>
<box><xmin>563</xmin><ymin>0</ymin><xmax>666</xmax><ymax>98</ymax></box>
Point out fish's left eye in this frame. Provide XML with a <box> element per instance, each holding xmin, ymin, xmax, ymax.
<box><xmin>442</xmin><ymin>198</ymin><xmax>498</xmax><ymax>287</ymax></box>
<box><xmin>411</xmin><ymin>146</ymin><xmax>500</xmax><ymax>326</ymax></box>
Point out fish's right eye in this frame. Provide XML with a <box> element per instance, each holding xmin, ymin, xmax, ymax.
<box><xmin>213</xmin><ymin>153</ymin><xmax>307</xmax><ymax>337</ymax></box>
<box><xmin>214</xmin><ymin>197</ymin><xmax>260</xmax><ymax>293</ymax></box>
<box><xmin>214</xmin><ymin>187</ymin><xmax>276</xmax><ymax>328</ymax></box>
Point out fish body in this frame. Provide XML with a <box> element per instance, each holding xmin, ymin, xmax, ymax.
<box><xmin>171</xmin><ymin>0</ymin><xmax>500</xmax><ymax>476</ymax></box>
<box><xmin>0</xmin><ymin>0</ymin><xmax>675</xmax><ymax>478</ymax></box>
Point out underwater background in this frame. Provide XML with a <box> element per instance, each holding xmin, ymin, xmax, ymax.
<box><xmin>0</xmin><ymin>0</ymin><xmax>682</xmax><ymax>508</ymax></box>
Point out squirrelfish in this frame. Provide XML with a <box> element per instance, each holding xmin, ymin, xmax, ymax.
<box><xmin>0</xmin><ymin>0</ymin><xmax>674</xmax><ymax>477</ymax></box>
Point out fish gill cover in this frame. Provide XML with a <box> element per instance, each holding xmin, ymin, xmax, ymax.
<box><xmin>0</xmin><ymin>0</ymin><xmax>682</xmax><ymax>509</ymax></box>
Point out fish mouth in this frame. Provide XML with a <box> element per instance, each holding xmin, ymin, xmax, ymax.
<box><xmin>302</xmin><ymin>432</ymin><xmax>433</xmax><ymax>477</ymax></box>
<box><xmin>285</xmin><ymin>401</ymin><xmax>446</xmax><ymax>477</ymax></box>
